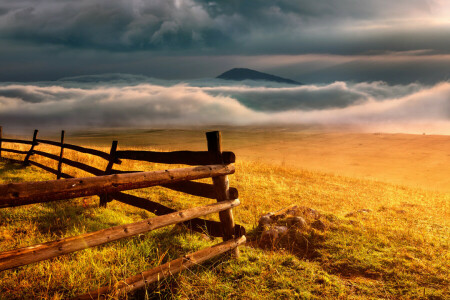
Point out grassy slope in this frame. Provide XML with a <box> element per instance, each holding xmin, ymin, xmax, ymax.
<box><xmin>0</xmin><ymin>143</ymin><xmax>449</xmax><ymax>299</ymax></box>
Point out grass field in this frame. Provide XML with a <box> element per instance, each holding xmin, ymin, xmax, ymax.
<box><xmin>0</xmin><ymin>127</ymin><xmax>449</xmax><ymax>299</ymax></box>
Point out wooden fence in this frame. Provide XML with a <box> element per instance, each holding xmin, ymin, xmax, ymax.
<box><xmin>0</xmin><ymin>126</ymin><xmax>246</xmax><ymax>299</ymax></box>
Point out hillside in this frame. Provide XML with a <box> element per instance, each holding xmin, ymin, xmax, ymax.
<box><xmin>0</xmin><ymin>134</ymin><xmax>448</xmax><ymax>299</ymax></box>
<box><xmin>217</xmin><ymin>68</ymin><xmax>302</xmax><ymax>85</ymax></box>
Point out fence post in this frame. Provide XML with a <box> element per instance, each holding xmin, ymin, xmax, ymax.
<box><xmin>99</xmin><ymin>140</ymin><xmax>118</xmax><ymax>207</ymax></box>
<box><xmin>57</xmin><ymin>130</ymin><xmax>65</xmax><ymax>179</ymax></box>
<box><xmin>206</xmin><ymin>131</ymin><xmax>239</xmax><ymax>257</ymax></box>
<box><xmin>23</xmin><ymin>129</ymin><xmax>38</xmax><ymax>165</ymax></box>
<box><xmin>0</xmin><ymin>126</ymin><xmax>3</xmax><ymax>159</ymax></box>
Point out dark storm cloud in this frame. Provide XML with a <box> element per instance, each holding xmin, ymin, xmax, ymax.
<box><xmin>0</xmin><ymin>0</ymin><xmax>229</xmax><ymax>51</ymax></box>
<box><xmin>0</xmin><ymin>0</ymin><xmax>448</xmax><ymax>54</ymax></box>
<box><xmin>1</xmin><ymin>0</ymin><xmax>449</xmax><ymax>83</ymax></box>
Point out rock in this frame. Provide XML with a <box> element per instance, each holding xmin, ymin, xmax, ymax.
<box><xmin>285</xmin><ymin>207</ymin><xmax>299</xmax><ymax>216</ymax></box>
<box><xmin>273</xmin><ymin>225</ymin><xmax>289</xmax><ymax>235</ymax></box>
<box><xmin>272</xmin><ymin>205</ymin><xmax>298</xmax><ymax>219</ymax></box>
<box><xmin>287</xmin><ymin>216</ymin><xmax>307</xmax><ymax>229</ymax></box>
<box><xmin>259</xmin><ymin>226</ymin><xmax>289</xmax><ymax>248</ymax></box>
<box><xmin>299</xmin><ymin>206</ymin><xmax>320</xmax><ymax>219</ymax></box>
<box><xmin>259</xmin><ymin>215</ymin><xmax>273</xmax><ymax>227</ymax></box>
<box><xmin>259</xmin><ymin>228</ymin><xmax>279</xmax><ymax>248</ymax></box>
<box><xmin>311</xmin><ymin>219</ymin><xmax>326</xmax><ymax>231</ymax></box>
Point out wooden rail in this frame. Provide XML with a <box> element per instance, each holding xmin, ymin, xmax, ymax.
<box><xmin>74</xmin><ymin>236</ymin><xmax>246</xmax><ymax>300</ymax></box>
<box><xmin>0</xmin><ymin>126</ymin><xmax>245</xmax><ymax>298</ymax></box>
<box><xmin>0</xmin><ymin>164</ymin><xmax>234</xmax><ymax>208</ymax></box>
<box><xmin>0</xmin><ymin>199</ymin><xmax>240</xmax><ymax>271</ymax></box>
<box><xmin>36</xmin><ymin>138</ymin><xmax>120</xmax><ymax>162</ymax></box>
<box><xmin>0</xmin><ymin>138</ymin><xmax>36</xmax><ymax>145</ymax></box>
<box><xmin>115</xmin><ymin>150</ymin><xmax>235</xmax><ymax>165</ymax></box>
<box><xmin>0</xmin><ymin>148</ymin><xmax>28</xmax><ymax>155</ymax></box>
<box><xmin>33</xmin><ymin>150</ymin><xmax>105</xmax><ymax>175</ymax></box>
<box><xmin>111</xmin><ymin>191</ymin><xmax>245</xmax><ymax>238</ymax></box>
<box><xmin>108</xmin><ymin>173</ymin><xmax>239</xmax><ymax>199</ymax></box>
<box><xmin>56</xmin><ymin>131</ymin><xmax>65</xmax><ymax>179</ymax></box>
<box><xmin>207</xmin><ymin>131</ymin><xmax>239</xmax><ymax>257</ymax></box>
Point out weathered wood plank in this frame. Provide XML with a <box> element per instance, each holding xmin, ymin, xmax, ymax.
<box><xmin>37</xmin><ymin>139</ymin><xmax>121</xmax><ymax>163</ymax></box>
<box><xmin>206</xmin><ymin>131</ymin><xmax>239</xmax><ymax>257</ymax></box>
<box><xmin>109</xmin><ymin>169</ymin><xmax>140</xmax><ymax>174</ymax></box>
<box><xmin>0</xmin><ymin>164</ymin><xmax>235</xmax><ymax>208</ymax></box>
<box><xmin>23</xmin><ymin>130</ymin><xmax>38</xmax><ymax>165</ymax></box>
<box><xmin>99</xmin><ymin>141</ymin><xmax>118</xmax><ymax>207</ymax></box>
<box><xmin>28</xmin><ymin>160</ymin><xmax>59</xmax><ymax>176</ymax></box>
<box><xmin>115</xmin><ymin>150</ymin><xmax>235</xmax><ymax>165</ymax></box>
<box><xmin>111</xmin><ymin>191</ymin><xmax>245</xmax><ymax>238</ymax></box>
<box><xmin>35</xmin><ymin>139</ymin><xmax>60</xmax><ymax>147</ymax></box>
<box><xmin>56</xmin><ymin>131</ymin><xmax>65</xmax><ymax>179</ymax></box>
<box><xmin>33</xmin><ymin>150</ymin><xmax>104</xmax><ymax>176</ymax></box>
<box><xmin>63</xmin><ymin>143</ymin><xmax>121</xmax><ymax>163</ymax></box>
<box><xmin>109</xmin><ymin>171</ymin><xmax>239</xmax><ymax>199</ymax></box>
<box><xmin>73</xmin><ymin>236</ymin><xmax>246</xmax><ymax>300</ymax></box>
<box><xmin>161</xmin><ymin>181</ymin><xmax>239</xmax><ymax>199</ymax></box>
<box><xmin>28</xmin><ymin>160</ymin><xmax>73</xmax><ymax>179</ymax></box>
<box><xmin>0</xmin><ymin>138</ymin><xmax>36</xmax><ymax>145</ymax></box>
<box><xmin>0</xmin><ymin>199</ymin><xmax>240</xmax><ymax>271</ymax></box>
<box><xmin>0</xmin><ymin>148</ymin><xmax>29</xmax><ymax>155</ymax></box>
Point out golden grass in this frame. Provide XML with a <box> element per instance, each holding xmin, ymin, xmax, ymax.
<box><xmin>0</xmin><ymin>132</ymin><xmax>449</xmax><ymax>299</ymax></box>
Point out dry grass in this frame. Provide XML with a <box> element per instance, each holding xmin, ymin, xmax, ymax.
<box><xmin>0</xmin><ymin>130</ymin><xmax>449</xmax><ymax>299</ymax></box>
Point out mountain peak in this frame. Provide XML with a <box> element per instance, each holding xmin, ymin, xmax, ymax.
<box><xmin>217</xmin><ymin>68</ymin><xmax>301</xmax><ymax>85</ymax></box>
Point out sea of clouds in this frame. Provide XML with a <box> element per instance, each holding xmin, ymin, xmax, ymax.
<box><xmin>0</xmin><ymin>74</ymin><xmax>449</xmax><ymax>134</ymax></box>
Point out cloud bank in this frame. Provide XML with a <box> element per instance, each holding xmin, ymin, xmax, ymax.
<box><xmin>0</xmin><ymin>77</ymin><xmax>449</xmax><ymax>134</ymax></box>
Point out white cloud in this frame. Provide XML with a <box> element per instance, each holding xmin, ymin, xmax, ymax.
<box><xmin>0</xmin><ymin>79</ymin><xmax>449</xmax><ymax>134</ymax></box>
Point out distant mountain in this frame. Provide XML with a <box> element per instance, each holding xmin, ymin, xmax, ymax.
<box><xmin>217</xmin><ymin>68</ymin><xmax>302</xmax><ymax>85</ymax></box>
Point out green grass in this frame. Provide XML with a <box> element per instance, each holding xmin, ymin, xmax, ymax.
<box><xmin>0</xmin><ymin>147</ymin><xmax>449</xmax><ymax>299</ymax></box>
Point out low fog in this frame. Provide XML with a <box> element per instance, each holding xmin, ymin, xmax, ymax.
<box><xmin>1</xmin><ymin>75</ymin><xmax>449</xmax><ymax>134</ymax></box>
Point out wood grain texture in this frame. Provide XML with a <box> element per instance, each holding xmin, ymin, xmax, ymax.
<box><xmin>206</xmin><ymin>131</ymin><xmax>239</xmax><ymax>257</ymax></box>
<box><xmin>36</xmin><ymin>139</ymin><xmax>121</xmax><ymax>163</ymax></box>
<box><xmin>0</xmin><ymin>138</ymin><xmax>36</xmax><ymax>145</ymax></box>
<box><xmin>0</xmin><ymin>199</ymin><xmax>240</xmax><ymax>271</ymax></box>
<box><xmin>56</xmin><ymin>130</ymin><xmax>65</xmax><ymax>180</ymax></box>
<box><xmin>115</xmin><ymin>150</ymin><xmax>235</xmax><ymax>165</ymax></box>
<box><xmin>0</xmin><ymin>164</ymin><xmax>235</xmax><ymax>208</ymax></box>
<box><xmin>111</xmin><ymin>191</ymin><xmax>245</xmax><ymax>238</ymax></box>
<box><xmin>33</xmin><ymin>150</ymin><xmax>104</xmax><ymax>176</ymax></box>
<box><xmin>109</xmin><ymin>171</ymin><xmax>239</xmax><ymax>200</ymax></box>
<box><xmin>0</xmin><ymin>148</ymin><xmax>28</xmax><ymax>155</ymax></box>
<box><xmin>73</xmin><ymin>236</ymin><xmax>246</xmax><ymax>300</ymax></box>
<box><xmin>23</xmin><ymin>130</ymin><xmax>38</xmax><ymax>165</ymax></box>
<box><xmin>99</xmin><ymin>140</ymin><xmax>118</xmax><ymax>207</ymax></box>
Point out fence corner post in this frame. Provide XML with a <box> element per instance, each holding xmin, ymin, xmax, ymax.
<box><xmin>23</xmin><ymin>129</ymin><xmax>38</xmax><ymax>166</ymax></box>
<box><xmin>100</xmin><ymin>140</ymin><xmax>118</xmax><ymax>208</ymax></box>
<box><xmin>206</xmin><ymin>131</ymin><xmax>240</xmax><ymax>258</ymax></box>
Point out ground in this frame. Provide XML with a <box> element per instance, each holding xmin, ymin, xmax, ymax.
<box><xmin>0</xmin><ymin>127</ymin><xmax>448</xmax><ymax>299</ymax></box>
